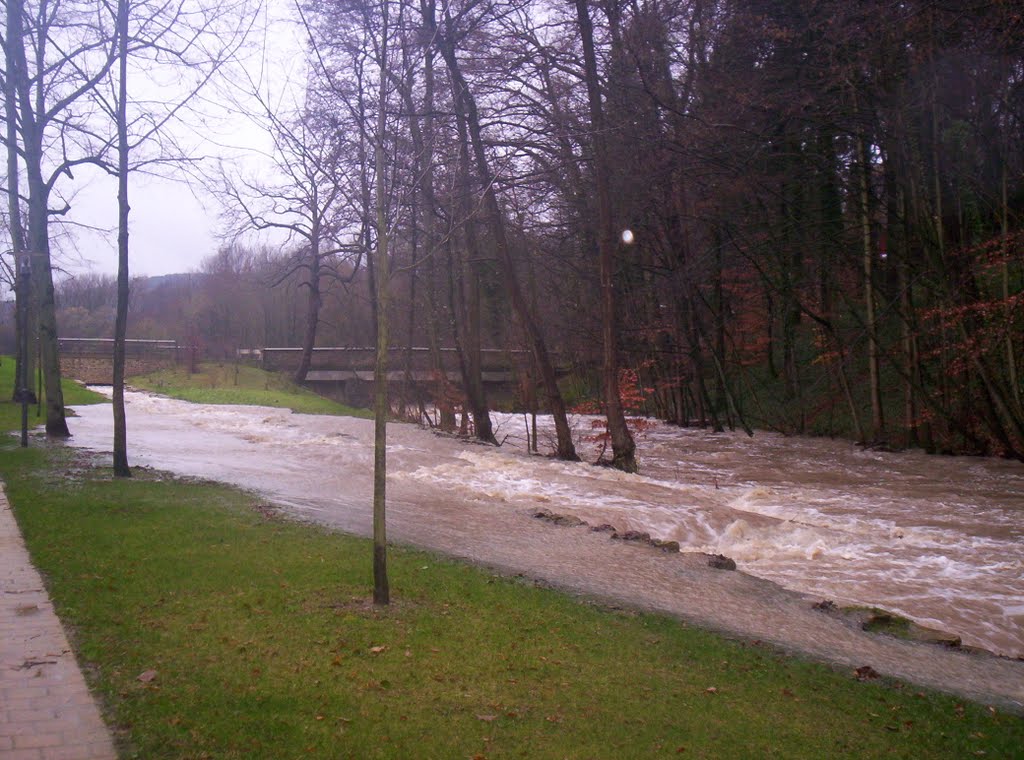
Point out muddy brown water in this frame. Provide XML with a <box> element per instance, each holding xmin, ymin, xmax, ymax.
<box><xmin>65</xmin><ymin>393</ymin><xmax>1024</xmax><ymax>710</ymax></box>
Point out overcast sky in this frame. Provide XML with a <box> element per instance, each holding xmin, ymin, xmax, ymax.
<box><xmin>63</xmin><ymin>170</ymin><xmax>219</xmax><ymax>278</ymax></box>
<box><xmin>57</xmin><ymin>1</ymin><xmax>304</xmax><ymax>282</ymax></box>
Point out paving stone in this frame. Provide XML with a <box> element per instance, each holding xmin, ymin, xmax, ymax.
<box><xmin>0</xmin><ymin>484</ymin><xmax>116</xmax><ymax>760</ymax></box>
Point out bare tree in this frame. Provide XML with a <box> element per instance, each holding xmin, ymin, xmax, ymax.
<box><xmin>217</xmin><ymin>95</ymin><xmax>364</xmax><ymax>383</ymax></box>
<box><xmin>89</xmin><ymin>0</ymin><xmax>251</xmax><ymax>474</ymax></box>
<box><xmin>3</xmin><ymin>0</ymin><xmax>119</xmax><ymax>436</ymax></box>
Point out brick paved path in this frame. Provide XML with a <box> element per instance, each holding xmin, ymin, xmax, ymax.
<box><xmin>0</xmin><ymin>484</ymin><xmax>117</xmax><ymax>760</ymax></box>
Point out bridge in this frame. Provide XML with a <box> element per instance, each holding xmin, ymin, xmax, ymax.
<box><xmin>59</xmin><ymin>338</ymin><xmax>179</xmax><ymax>385</ymax></box>
<box><xmin>58</xmin><ymin>340</ymin><xmax>568</xmax><ymax>409</ymax></box>
<box><xmin>260</xmin><ymin>346</ymin><xmax>540</xmax><ymax>407</ymax></box>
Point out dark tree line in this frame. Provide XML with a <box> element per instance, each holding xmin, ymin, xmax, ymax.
<box><xmin>277</xmin><ymin>0</ymin><xmax>1023</xmax><ymax>460</ymax></box>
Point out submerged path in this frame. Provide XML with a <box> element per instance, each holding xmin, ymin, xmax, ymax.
<box><xmin>0</xmin><ymin>483</ymin><xmax>117</xmax><ymax>759</ymax></box>
<box><xmin>67</xmin><ymin>394</ymin><xmax>1024</xmax><ymax>713</ymax></box>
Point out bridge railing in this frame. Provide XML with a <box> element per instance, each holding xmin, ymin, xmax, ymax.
<box><xmin>260</xmin><ymin>346</ymin><xmax>530</xmax><ymax>374</ymax></box>
<box><xmin>59</xmin><ymin>337</ymin><xmax>179</xmax><ymax>358</ymax></box>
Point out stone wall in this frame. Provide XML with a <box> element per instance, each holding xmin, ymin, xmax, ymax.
<box><xmin>61</xmin><ymin>355</ymin><xmax>177</xmax><ymax>385</ymax></box>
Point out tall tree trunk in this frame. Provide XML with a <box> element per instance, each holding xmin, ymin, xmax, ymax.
<box><xmin>112</xmin><ymin>0</ymin><xmax>131</xmax><ymax>476</ymax></box>
<box><xmin>294</xmin><ymin>221</ymin><xmax>321</xmax><ymax>384</ymax></box>
<box><xmin>448</xmin><ymin>104</ymin><xmax>496</xmax><ymax>443</ymax></box>
<box><xmin>5</xmin><ymin>0</ymin><xmax>29</xmax><ymax>409</ymax></box>
<box><xmin>574</xmin><ymin>0</ymin><xmax>637</xmax><ymax>472</ymax></box>
<box><xmin>372</xmin><ymin>0</ymin><xmax>390</xmax><ymax>606</ymax></box>
<box><xmin>26</xmin><ymin>179</ymin><xmax>68</xmax><ymax>437</ymax></box>
<box><xmin>858</xmin><ymin>129</ymin><xmax>885</xmax><ymax>443</ymax></box>
<box><xmin>411</xmin><ymin>31</ymin><xmax>455</xmax><ymax>429</ymax></box>
<box><xmin>1001</xmin><ymin>153</ymin><xmax>1020</xmax><ymax>413</ymax></box>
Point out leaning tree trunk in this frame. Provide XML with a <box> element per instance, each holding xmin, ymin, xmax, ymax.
<box><xmin>433</xmin><ymin>18</ymin><xmax>578</xmax><ymax>461</ymax></box>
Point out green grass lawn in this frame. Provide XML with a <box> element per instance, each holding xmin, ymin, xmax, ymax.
<box><xmin>1</xmin><ymin>357</ymin><xmax>1022</xmax><ymax>758</ymax></box>
<box><xmin>0</xmin><ymin>355</ymin><xmax>107</xmax><ymax>432</ymax></box>
<box><xmin>130</xmin><ymin>362</ymin><xmax>372</xmax><ymax>418</ymax></box>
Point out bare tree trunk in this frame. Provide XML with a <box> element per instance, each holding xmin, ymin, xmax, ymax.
<box><xmin>5</xmin><ymin>0</ymin><xmax>30</xmax><ymax>409</ymax></box>
<box><xmin>574</xmin><ymin>0</ymin><xmax>636</xmax><ymax>472</ymax></box>
<box><xmin>112</xmin><ymin>0</ymin><xmax>131</xmax><ymax>476</ymax></box>
<box><xmin>294</xmin><ymin>221</ymin><xmax>321</xmax><ymax>384</ymax></box>
<box><xmin>27</xmin><ymin>186</ymin><xmax>68</xmax><ymax>437</ymax></box>
<box><xmin>858</xmin><ymin>130</ymin><xmax>884</xmax><ymax>443</ymax></box>
<box><xmin>451</xmin><ymin>106</ymin><xmax>496</xmax><ymax>444</ymax></box>
<box><xmin>1002</xmin><ymin>156</ymin><xmax>1020</xmax><ymax>413</ymax></box>
<box><xmin>372</xmin><ymin>0</ymin><xmax>391</xmax><ymax>606</ymax></box>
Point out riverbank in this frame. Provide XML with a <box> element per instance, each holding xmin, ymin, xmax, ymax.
<box><xmin>1</xmin><ymin>442</ymin><xmax>1021</xmax><ymax>758</ymax></box>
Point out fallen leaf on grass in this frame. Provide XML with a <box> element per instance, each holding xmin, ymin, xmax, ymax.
<box><xmin>137</xmin><ymin>669</ymin><xmax>158</xmax><ymax>683</ymax></box>
<box><xmin>476</xmin><ymin>714</ymin><xmax>497</xmax><ymax>722</ymax></box>
<box><xmin>369</xmin><ymin>645</ymin><xmax>387</xmax><ymax>655</ymax></box>
<box><xmin>704</xmin><ymin>687</ymin><xmax>718</xmax><ymax>694</ymax></box>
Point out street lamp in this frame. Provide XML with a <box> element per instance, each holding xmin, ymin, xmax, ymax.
<box><xmin>14</xmin><ymin>254</ymin><xmax>37</xmax><ymax>447</ymax></box>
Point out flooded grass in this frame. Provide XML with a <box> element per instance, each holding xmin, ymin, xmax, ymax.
<box><xmin>130</xmin><ymin>361</ymin><xmax>372</xmax><ymax>418</ymax></box>
<box><xmin>1</xmin><ymin>444</ymin><xmax>1021</xmax><ymax>759</ymax></box>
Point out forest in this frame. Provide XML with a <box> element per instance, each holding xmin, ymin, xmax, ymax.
<box><xmin>3</xmin><ymin>0</ymin><xmax>1023</xmax><ymax>464</ymax></box>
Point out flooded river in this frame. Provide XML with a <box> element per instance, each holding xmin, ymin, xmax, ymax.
<box><xmin>67</xmin><ymin>392</ymin><xmax>1024</xmax><ymax>660</ymax></box>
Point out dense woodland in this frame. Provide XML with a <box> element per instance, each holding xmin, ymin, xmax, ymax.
<box><xmin>3</xmin><ymin>0</ymin><xmax>1024</xmax><ymax>463</ymax></box>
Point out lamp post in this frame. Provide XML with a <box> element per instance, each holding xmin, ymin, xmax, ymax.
<box><xmin>14</xmin><ymin>254</ymin><xmax>37</xmax><ymax>447</ymax></box>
